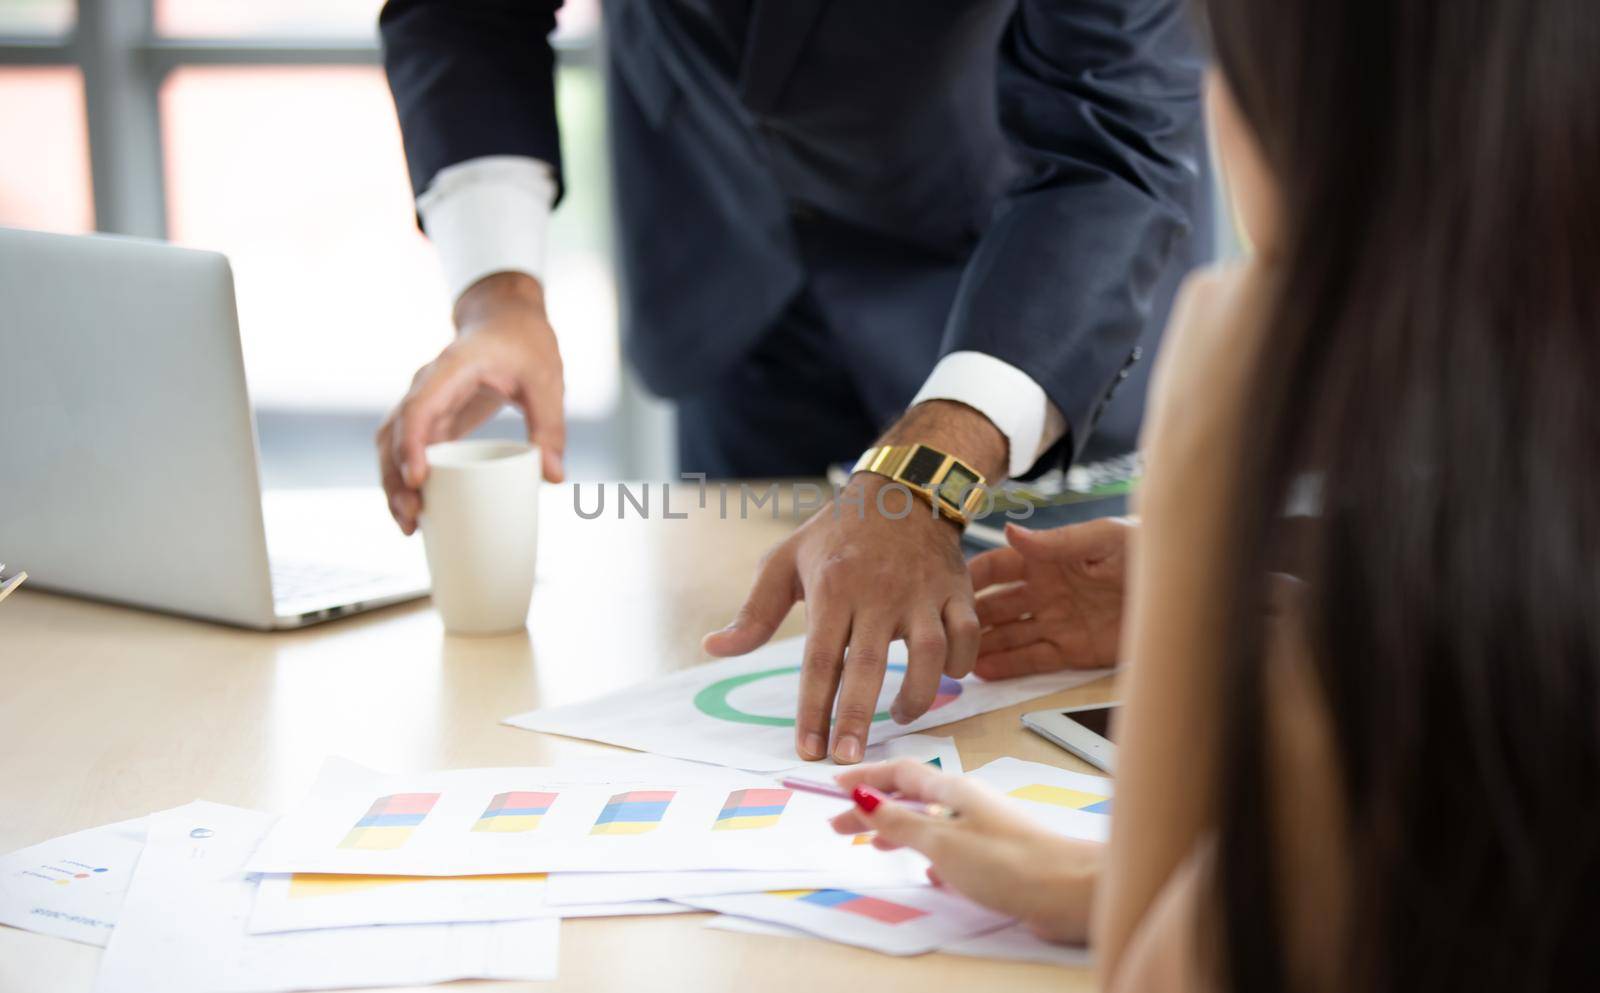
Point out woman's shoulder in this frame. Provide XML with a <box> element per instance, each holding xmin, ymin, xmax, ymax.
<box><xmin>1141</xmin><ymin>260</ymin><xmax>1277</xmax><ymax>470</ymax></box>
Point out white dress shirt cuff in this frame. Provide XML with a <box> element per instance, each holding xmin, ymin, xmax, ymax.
<box><xmin>910</xmin><ymin>351</ymin><xmax>1067</xmax><ymax>479</ymax></box>
<box><xmin>416</xmin><ymin>155</ymin><xmax>557</xmax><ymax>304</ymax></box>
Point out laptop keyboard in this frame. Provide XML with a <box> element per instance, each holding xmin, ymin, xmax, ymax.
<box><xmin>269</xmin><ymin>560</ymin><xmax>414</xmax><ymax>605</ymax></box>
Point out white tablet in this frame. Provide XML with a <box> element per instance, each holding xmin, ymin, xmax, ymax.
<box><xmin>1021</xmin><ymin>703</ymin><xmax>1120</xmax><ymax>774</ymax></box>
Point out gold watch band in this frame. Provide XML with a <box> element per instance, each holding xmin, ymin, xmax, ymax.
<box><xmin>851</xmin><ymin>444</ymin><xmax>988</xmax><ymax>526</ymax></box>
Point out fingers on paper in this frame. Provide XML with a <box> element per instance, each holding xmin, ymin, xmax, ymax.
<box><xmin>861</xmin><ymin>796</ymin><xmax>952</xmax><ymax>855</ymax></box>
<box><xmin>892</xmin><ymin>612</ymin><xmax>947</xmax><ymax>724</ymax></box>
<box><xmin>828</xmin><ymin>760</ymin><xmax>978</xmax><ymax>840</ymax></box>
<box><xmin>832</xmin><ymin>621</ymin><xmax>893</xmax><ymax>763</ymax></box>
<box><xmin>833</xmin><ymin>758</ymin><xmax>953</xmax><ymax>804</ymax></box>
<box><xmin>793</xmin><ymin>607</ymin><xmax>849</xmax><ymax>761</ymax></box>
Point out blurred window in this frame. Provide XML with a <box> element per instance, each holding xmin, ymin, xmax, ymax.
<box><xmin>155</xmin><ymin>0</ymin><xmax>385</xmax><ymax>39</ymax></box>
<box><xmin>154</xmin><ymin>0</ymin><xmax>598</xmax><ymax>42</ymax></box>
<box><xmin>1</xmin><ymin>0</ymin><xmax>619</xmax><ymax>478</ymax></box>
<box><xmin>163</xmin><ymin>66</ymin><xmax>451</xmax><ymax>411</ymax></box>
<box><xmin>0</xmin><ymin>68</ymin><xmax>93</xmax><ymax>233</ymax></box>
<box><xmin>162</xmin><ymin>63</ymin><xmax>616</xmax><ymax>419</ymax></box>
<box><xmin>0</xmin><ymin>0</ymin><xmax>73</xmax><ymax>34</ymax></box>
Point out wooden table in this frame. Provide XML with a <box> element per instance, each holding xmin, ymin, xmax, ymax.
<box><xmin>0</xmin><ymin>482</ymin><xmax>1115</xmax><ymax>993</ymax></box>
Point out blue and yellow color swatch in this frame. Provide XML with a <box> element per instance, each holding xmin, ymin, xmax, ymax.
<box><xmin>590</xmin><ymin>790</ymin><xmax>677</xmax><ymax>836</ymax></box>
<box><xmin>1007</xmin><ymin>783</ymin><xmax>1111</xmax><ymax>815</ymax></box>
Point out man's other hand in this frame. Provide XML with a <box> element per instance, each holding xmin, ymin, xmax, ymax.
<box><xmin>377</xmin><ymin>272</ymin><xmax>565</xmax><ymax>534</ymax></box>
<box><xmin>702</xmin><ymin>401</ymin><xmax>1007</xmax><ymax>764</ymax></box>
<box><xmin>968</xmin><ymin>518</ymin><xmax>1132</xmax><ymax>677</ymax></box>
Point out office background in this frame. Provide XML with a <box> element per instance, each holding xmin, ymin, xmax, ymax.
<box><xmin>0</xmin><ymin>0</ymin><xmax>1235</xmax><ymax>487</ymax></box>
<box><xmin>0</xmin><ymin>0</ymin><xmax>683</xmax><ymax>488</ymax></box>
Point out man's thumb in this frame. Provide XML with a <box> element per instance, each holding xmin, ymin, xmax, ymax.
<box><xmin>1006</xmin><ymin>518</ymin><xmax>1123</xmax><ymax>564</ymax></box>
<box><xmin>702</xmin><ymin>555</ymin><xmax>796</xmax><ymax>656</ymax></box>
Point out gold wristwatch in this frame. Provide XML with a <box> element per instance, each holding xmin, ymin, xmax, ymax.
<box><xmin>851</xmin><ymin>444</ymin><xmax>987</xmax><ymax>527</ymax></box>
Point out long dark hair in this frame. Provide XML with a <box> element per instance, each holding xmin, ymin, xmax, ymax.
<box><xmin>1201</xmin><ymin>1</ymin><xmax>1600</xmax><ymax>991</ymax></box>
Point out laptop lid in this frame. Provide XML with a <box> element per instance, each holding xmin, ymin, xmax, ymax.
<box><xmin>0</xmin><ymin>226</ymin><xmax>277</xmax><ymax>627</ymax></box>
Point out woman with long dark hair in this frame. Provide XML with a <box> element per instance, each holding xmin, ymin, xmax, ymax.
<box><xmin>832</xmin><ymin>0</ymin><xmax>1600</xmax><ymax>988</ymax></box>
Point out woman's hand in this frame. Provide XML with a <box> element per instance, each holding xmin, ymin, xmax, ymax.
<box><xmin>830</xmin><ymin>759</ymin><xmax>1102</xmax><ymax>944</ymax></box>
<box><xmin>968</xmin><ymin>518</ymin><xmax>1134</xmax><ymax>677</ymax></box>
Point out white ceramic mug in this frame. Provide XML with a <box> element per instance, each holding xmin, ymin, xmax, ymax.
<box><xmin>419</xmin><ymin>439</ymin><xmax>541</xmax><ymax>635</ymax></box>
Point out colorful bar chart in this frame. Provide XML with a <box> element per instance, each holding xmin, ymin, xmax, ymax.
<box><xmin>779</xmin><ymin>889</ymin><xmax>928</xmax><ymax>925</ymax></box>
<box><xmin>337</xmin><ymin>793</ymin><xmax>441</xmax><ymax>850</ymax></box>
<box><xmin>1008</xmin><ymin>783</ymin><xmax>1112</xmax><ymax>815</ymax></box>
<box><xmin>930</xmin><ymin>675</ymin><xmax>963</xmax><ymax>711</ymax></box>
<box><xmin>471</xmin><ymin>791</ymin><xmax>559</xmax><ymax>833</ymax></box>
<box><xmin>712</xmin><ymin>788</ymin><xmax>792</xmax><ymax>831</ymax></box>
<box><xmin>591</xmin><ymin>790</ymin><xmax>677</xmax><ymax>836</ymax></box>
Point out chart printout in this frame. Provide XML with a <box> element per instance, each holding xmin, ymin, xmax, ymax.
<box><xmin>505</xmin><ymin>637</ymin><xmax>1112</xmax><ymax>771</ymax></box>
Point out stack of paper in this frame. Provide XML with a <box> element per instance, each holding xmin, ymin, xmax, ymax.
<box><xmin>1</xmin><ymin>752</ymin><xmax>1108</xmax><ymax>984</ymax></box>
<box><xmin>0</xmin><ymin>813</ymin><xmax>147</xmax><ymax>947</ymax></box>
<box><xmin>0</xmin><ymin>801</ymin><xmax>561</xmax><ymax>993</ymax></box>
<box><xmin>706</xmin><ymin>914</ymin><xmax>1092</xmax><ymax>967</ymax></box>
<box><xmin>97</xmin><ymin>803</ymin><xmax>561</xmax><ymax>993</ymax></box>
<box><xmin>3</xmin><ymin>635</ymin><xmax>1115</xmax><ymax>984</ymax></box>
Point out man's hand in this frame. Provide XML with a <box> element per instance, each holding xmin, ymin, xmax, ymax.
<box><xmin>702</xmin><ymin>401</ymin><xmax>1008</xmax><ymax>764</ymax></box>
<box><xmin>969</xmin><ymin>518</ymin><xmax>1132</xmax><ymax>677</ymax></box>
<box><xmin>377</xmin><ymin>272</ymin><xmax>565</xmax><ymax>534</ymax></box>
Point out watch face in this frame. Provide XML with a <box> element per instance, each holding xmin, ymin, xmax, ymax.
<box><xmin>902</xmin><ymin>446</ymin><xmax>947</xmax><ymax>486</ymax></box>
<box><xmin>938</xmin><ymin>464</ymin><xmax>980</xmax><ymax>506</ymax></box>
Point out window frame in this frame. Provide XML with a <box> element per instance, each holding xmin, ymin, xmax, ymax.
<box><xmin>0</xmin><ymin>0</ymin><xmax>662</xmax><ymax>479</ymax></box>
<box><xmin>0</xmin><ymin>0</ymin><xmax>596</xmax><ymax>238</ymax></box>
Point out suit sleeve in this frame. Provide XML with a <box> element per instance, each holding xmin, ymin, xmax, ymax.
<box><xmin>942</xmin><ymin>0</ymin><xmax>1207</xmax><ymax>464</ymax></box>
<box><xmin>380</xmin><ymin>0</ymin><xmax>566</xmax><ymax>207</ymax></box>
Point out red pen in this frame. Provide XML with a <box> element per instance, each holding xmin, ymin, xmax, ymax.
<box><xmin>779</xmin><ymin>776</ymin><xmax>954</xmax><ymax>818</ymax></box>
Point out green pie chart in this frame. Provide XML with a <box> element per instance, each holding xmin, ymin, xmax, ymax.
<box><xmin>693</xmin><ymin>664</ymin><xmax>963</xmax><ymax>727</ymax></box>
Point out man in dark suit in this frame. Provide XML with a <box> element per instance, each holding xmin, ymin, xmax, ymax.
<box><xmin>376</xmin><ymin>0</ymin><xmax>1209</xmax><ymax>763</ymax></box>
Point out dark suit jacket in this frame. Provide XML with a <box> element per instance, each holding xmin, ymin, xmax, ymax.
<box><xmin>381</xmin><ymin>0</ymin><xmax>1210</xmax><ymax>466</ymax></box>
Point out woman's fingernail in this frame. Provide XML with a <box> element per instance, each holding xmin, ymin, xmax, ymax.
<box><xmin>852</xmin><ymin>785</ymin><xmax>883</xmax><ymax>813</ymax></box>
<box><xmin>834</xmin><ymin>736</ymin><xmax>862</xmax><ymax>763</ymax></box>
<box><xmin>802</xmin><ymin>733</ymin><xmax>826</xmax><ymax>758</ymax></box>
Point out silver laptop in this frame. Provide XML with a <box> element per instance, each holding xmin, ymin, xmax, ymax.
<box><xmin>0</xmin><ymin>226</ymin><xmax>429</xmax><ymax>629</ymax></box>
